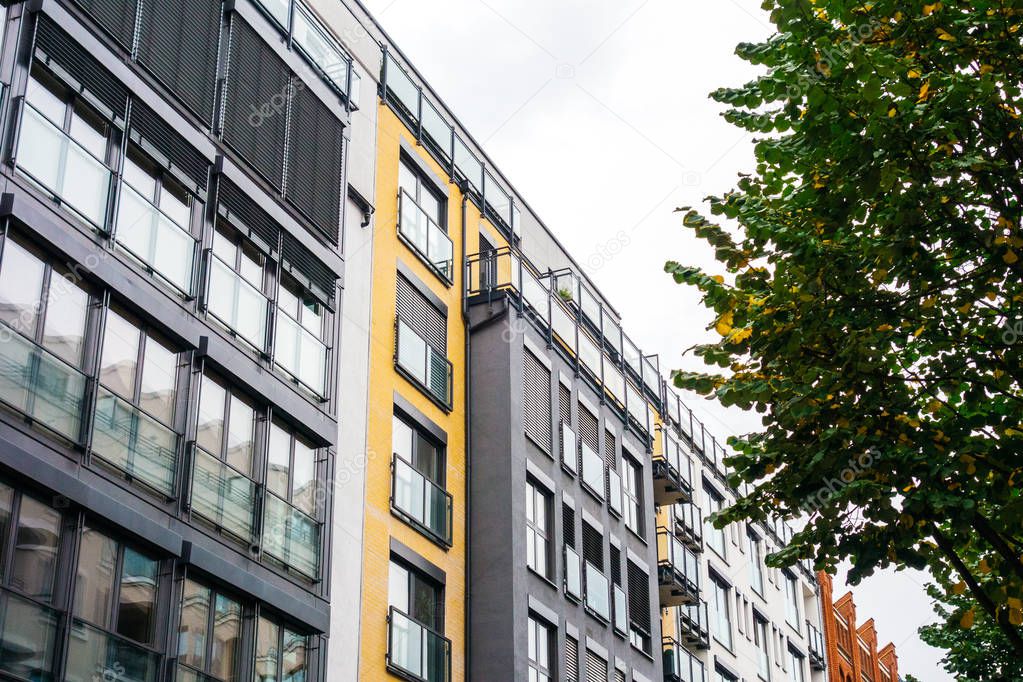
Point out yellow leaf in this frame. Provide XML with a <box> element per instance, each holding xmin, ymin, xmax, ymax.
<box><xmin>980</xmin><ymin>64</ymin><xmax>994</xmax><ymax>75</ymax></box>
<box><xmin>715</xmin><ymin>311</ymin><xmax>734</xmax><ymax>337</ymax></box>
<box><xmin>922</xmin><ymin>296</ymin><xmax>937</xmax><ymax>308</ymax></box>
<box><xmin>908</xmin><ymin>68</ymin><xmax>921</xmax><ymax>79</ymax></box>
<box><xmin>979</xmin><ymin>559</ymin><xmax>991</xmax><ymax>574</ymax></box>
<box><xmin>918</xmin><ymin>82</ymin><xmax>931</xmax><ymax>102</ymax></box>
<box><xmin>712</xmin><ymin>275</ymin><xmax>724</xmax><ymax>284</ymax></box>
<box><xmin>729</xmin><ymin>327</ymin><xmax>753</xmax><ymax>343</ymax></box>
<box><xmin>923</xmin><ymin>2</ymin><xmax>942</xmax><ymax>15</ymax></box>
<box><xmin>1004</xmin><ymin>250</ymin><xmax>1019</xmax><ymax>265</ymax></box>
<box><xmin>888</xmin><ymin>107</ymin><xmax>897</xmax><ymax>118</ymax></box>
<box><xmin>877</xmin><ymin>324</ymin><xmax>893</xmax><ymax>332</ymax></box>
<box><xmin>958</xmin><ymin>302</ymin><xmax>972</xmax><ymax>314</ymax></box>
<box><xmin>952</xmin><ymin>581</ymin><xmax>967</xmax><ymax>595</ymax></box>
<box><xmin>961</xmin><ymin>608</ymin><xmax>975</xmax><ymax>629</ymax></box>
<box><xmin>1008</xmin><ymin>597</ymin><xmax>1022</xmax><ymax>610</ymax></box>
<box><xmin>986</xmin><ymin>291</ymin><xmax>997</xmax><ymax>301</ymax></box>
<box><xmin>913</xmin><ymin>326</ymin><xmax>925</xmax><ymax>337</ymax></box>
<box><xmin>936</xmin><ymin>28</ymin><xmax>956</xmax><ymax>41</ymax></box>
<box><xmin>1011</xmin><ymin>608</ymin><xmax>1023</xmax><ymax>626</ymax></box>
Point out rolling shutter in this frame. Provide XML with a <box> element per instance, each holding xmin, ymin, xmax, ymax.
<box><xmin>137</xmin><ymin>0</ymin><xmax>221</xmax><ymax>124</ymax></box>
<box><xmin>609</xmin><ymin>545</ymin><xmax>621</xmax><ymax>586</ymax></box>
<box><xmin>559</xmin><ymin>383</ymin><xmax>572</xmax><ymax>425</ymax></box>
<box><xmin>604</xmin><ymin>430</ymin><xmax>617</xmax><ymax>468</ymax></box>
<box><xmin>74</xmin><ymin>0</ymin><xmax>138</xmax><ymax>51</ymax></box>
<box><xmin>223</xmin><ymin>17</ymin><xmax>289</xmax><ymax>187</ymax></box>
<box><xmin>216</xmin><ymin>178</ymin><xmax>280</xmax><ymax>254</ymax></box>
<box><xmin>613</xmin><ymin>669</ymin><xmax>626</xmax><ymax>682</ymax></box>
<box><xmin>563</xmin><ymin>504</ymin><xmax>575</xmax><ymax>549</ymax></box>
<box><xmin>565</xmin><ymin>636</ymin><xmax>579</xmax><ymax>681</ymax></box>
<box><xmin>34</xmin><ymin>16</ymin><xmax>128</xmax><ymax>121</ymax></box>
<box><xmin>285</xmin><ymin>84</ymin><xmax>343</xmax><ymax>245</ymax></box>
<box><xmin>523</xmin><ymin>350</ymin><xmax>551</xmax><ymax>452</ymax></box>
<box><xmin>585</xmin><ymin>650</ymin><xmax>607</xmax><ymax>682</ymax></box>
<box><xmin>579</xmin><ymin>407</ymin><xmax>598</xmax><ymax>453</ymax></box>
<box><xmin>282</xmin><ymin>234</ymin><xmax>338</xmax><ymax>309</ymax></box>
<box><xmin>582</xmin><ymin>523</ymin><xmax>602</xmax><ymax>570</ymax></box>
<box><xmin>627</xmin><ymin>559</ymin><xmax>651</xmax><ymax>634</ymax></box>
<box><xmin>396</xmin><ymin>275</ymin><xmax>446</xmax><ymax>352</ymax></box>
<box><xmin>129</xmin><ymin>100</ymin><xmax>210</xmax><ymax>192</ymax></box>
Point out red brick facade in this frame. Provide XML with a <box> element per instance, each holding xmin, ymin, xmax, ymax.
<box><xmin>818</xmin><ymin>573</ymin><xmax>899</xmax><ymax>682</ymax></box>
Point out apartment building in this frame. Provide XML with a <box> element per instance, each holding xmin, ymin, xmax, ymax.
<box><xmin>0</xmin><ymin>0</ymin><xmax>356</xmax><ymax>679</ymax></box>
<box><xmin>818</xmin><ymin>573</ymin><xmax>899</xmax><ymax>682</ymax></box>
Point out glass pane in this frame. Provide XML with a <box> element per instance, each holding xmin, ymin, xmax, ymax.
<box><xmin>0</xmin><ymin>484</ymin><xmax>11</xmax><ymax>567</ymax></box>
<box><xmin>277</xmin><ymin>286</ymin><xmax>299</xmax><ymax>320</ymax></box>
<box><xmin>225</xmin><ymin>395</ymin><xmax>255</xmax><ymax>476</ymax></box>
<box><xmin>0</xmin><ymin>240</ymin><xmax>44</xmax><ymax>337</ymax></box>
<box><xmin>74</xmin><ymin>528</ymin><xmax>117</xmax><ymax>629</ymax></box>
<box><xmin>26</xmin><ymin>77</ymin><xmax>64</xmax><ymax>124</ymax></box>
<box><xmin>69</xmin><ymin>106</ymin><xmax>106</xmax><ymax>160</ymax></box>
<box><xmin>92</xmin><ymin>388</ymin><xmax>178</xmax><ymax>496</ymax></box>
<box><xmin>282</xmin><ymin>629</ymin><xmax>307</xmax><ymax>682</ymax></box>
<box><xmin>292</xmin><ymin>438</ymin><xmax>316</xmax><ymax>517</ymax></box>
<box><xmin>0</xmin><ymin>590</ymin><xmax>59</xmax><ymax>681</ymax></box>
<box><xmin>177</xmin><ymin>579</ymin><xmax>210</xmax><ymax>670</ymax></box>
<box><xmin>396</xmin><ymin>321</ymin><xmax>426</xmax><ymax>385</ymax></box>
<box><xmin>266</xmin><ymin>423</ymin><xmax>291</xmax><ymax>500</ymax></box>
<box><xmin>255</xmin><ymin>617</ymin><xmax>279</xmax><ymax>682</ymax></box>
<box><xmin>389</xmin><ymin>610</ymin><xmax>424</xmax><ymax>678</ymax></box>
<box><xmin>190</xmin><ymin>448</ymin><xmax>256</xmax><ymax>542</ymax></box>
<box><xmin>122</xmin><ymin>155</ymin><xmax>157</xmax><ymax>201</ymax></box>
<box><xmin>196</xmin><ymin>377</ymin><xmax>226</xmax><ymax>456</ymax></box>
<box><xmin>116</xmin><ymin>184</ymin><xmax>195</xmax><ymax>294</ymax></box>
<box><xmin>65</xmin><ymin>620</ymin><xmax>159</xmax><ymax>682</ymax></box>
<box><xmin>262</xmin><ymin>494</ymin><xmax>319</xmax><ymax>578</ymax></box>
<box><xmin>392</xmin><ymin>417</ymin><xmax>413</xmax><ymax>463</ymax></box>
<box><xmin>42</xmin><ymin>275</ymin><xmax>88</xmax><ymax>366</ymax></box>
<box><xmin>211</xmin><ymin>594</ymin><xmax>240</xmax><ymax>681</ymax></box>
<box><xmin>255</xmin><ymin>0</ymin><xmax>289</xmax><ymax>27</ymax></box>
<box><xmin>159</xmin><ymin>185</ymin><xmax>190</xmax><ymax>229</ymax></box>
<box><xmin>100</xmin><ymin>310</ymin><xmax>140</xmax><ymax>400</ymax></box>
<box><xmin>117</xmin><ymin>548</ymin><xmax>158</xmax><ymax>645</ymax></box>
<box><xmin>388</xmin><ymin>561</ymin><xmax>409</xmax><ymax>612</ymax></box>
<box><xmin>140</xmin><ymin>336</ymin><xmax>177</xmax><ymax>424</ymax></box>
<box><xmin>293</xmin><ymin>2</ymin><xmax>349</xmax><ymax>93</ymax></box>
<box><xmin>10</xmin><ymin>496</ymin><xmax>61</xmax><ymax>601</ymax></box>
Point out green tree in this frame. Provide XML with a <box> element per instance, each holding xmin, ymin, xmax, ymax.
<box><xmin>666</xmin><ymin>0</ymin><xmax>1023</xmax><ymax>652</ymax></box>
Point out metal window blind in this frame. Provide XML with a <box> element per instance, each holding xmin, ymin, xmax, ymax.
<box><xmin>129</xmin><ymin>99</ymin><xmax>210</xmax><ymax>192</ymax></box>
<box><xmin>559</xmin><ymin>383</ymin><xmax>572</xmax><ymax>425</ymax></box>
<box><xmin>579</xmin><ymin>407</ymin><xmax>598</xmax><ymax>453</ymax></box>
<box><xmin>604</xmin><ymin>429</ymin><xmax>617</xmax><ymax>468</ymax></box>
<box><xmin>585</xmin><ymin>650</ymin><xmax>607</xmax><ymax>682</ymax></box>
<box><xmin>565</xmin><ymin>636</ymin><xmax>579</xmax><ymax>680</ymax></box>
<box><xmin>563</xmin><ymin>504</ymin><xmax>575</xmax><ymax>549</ymax></box>
<box><xmin>222</xmin><ymin>17</ymin><xmax>288</xmax><ymax>187</ymax></box>
<box><xmin>282</xmin><ymin>234</ymin><xmax>338</xmax><ymax>310</ymax></box>
<box><xmin>396</xmin><ymin>275</ymin><xmax>446</xmax><ymax>352</ymax></box>
<box><xmin>216</xmin><ymin>178</ymin><xmax>280</xmax><ymax>255</ymax></box>
<box><xmin>582</xmin><ymin>523</ymin><xmax>602</xmax><ymax>570</ymax></box>
<box><xmin>285</xmin><ymin>83</ymin><xmax>343</xmax><ymax>245</ymax></box>
<box><xmin>613</xmin><ymin>669</ymin><xmax>625</xmax><ymax>682</ymax></box>
<box><xmin>627</xmin><ymin>559</ymin><xmax>652</xmax><ymax>633</ymax></box>
<box><xmin>609</xmin><ymin>545</ymin><xmax>621</xmax><ymax>586</ymax></box>
<box><xmin>137</xmin><ymin>0</ymin><xmax>221</xmax><ymax>124</ymax></box>
<box><xmin>523</xmin><ymin>350</ymin><xmax>551</xmax><ymax>452</ymax></box>
<box><xmin>34</xmin><ymin>16</ymin><xmax>129</xmax><ymax>121</ymax></box>
<box><xmin>73</xmin><ymin>0</ymin><xmax>138</xmax><ymax>51</ymax></box>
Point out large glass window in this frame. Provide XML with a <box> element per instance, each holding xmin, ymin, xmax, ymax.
<box><xmin>787</xmin><ymin>649</ymin><xmax>806</xmax><ymax>682</ymax></box>
<box><xmin>525</xmin><ymin>480</ymin><xmax>550</xmax><ymax>579</ymax></box>
<box><xmin>207</xmin><ymin>226</ymin><xmax>270</xmax><ymax>351</ymax></box>
<box><xmin>177</xmin><ymin>579</ymin><xmax>241</xmax><ymax>682</ymax></box>
<box><xmin>388</xmin><ymin>559</ymin><xmax>449</xmax><ymax>682</ymax></box>
<box><xmin>263</xmin><ymin>421</ymin><xmax>321</xmax><ymax>579</ymax></box>
<box><xmin>397</xmin><ymin>158</ymin><xmax>452</xmax><ymax>281</ymax></box>
<box><xmin>704</xmin><ymin>486</ymin><xmax>727</xmax><ymax>559</ymax></box>
<box><xmin>748</xmin><ymin>530</ymin><xmax>765</xmax><ymax>595</ymax></box>
<box><xmin>275</xmin><ymin>275</ymin><xmax>328</xmax><ymax>396</ymax></box>
<box><xmin>708</xmin><ymin>577</ymin><xmax>732</xmax><ymax>650</ymax></box>
<box><xmin>753</xmin><ymin>615</ymin><xmax>771</xmax><ymax>680</ymax></box>
<box><xmin>784</xmin><ymin>572</ymin><xmax>801</xmax><ymax>628</ymax></box>
<box><xmin>527</xmin><ymin>615</ymin><xmax>552</xmax><ymax>682</ymax></box>
<box><xmin>18</xmin><ymin>69</ymin><xmax>113</xmax><ymax>228</ymax></box>
<box><xmin>93</xmin><ymin>308</ymin><xmax>181</xmax><ymax>496</ymax></box>
<box><xmin>255</xmin><ymin>615</ymin><xmax>309</xmax><ymax>682</ymax></box>
<box><xmin>622</xmin><ymin>456</ymin><xmax>642</xmax><ymax>535</ymax></box>
<box><xmin>0</xmin><ymin>236</ymin><xmax>90</xmax><ymax>442</ymax></box>
<box><xmin>391</xmin><ymin>415</ymin><xmax>451</xmax><ymax>544</ymax></box>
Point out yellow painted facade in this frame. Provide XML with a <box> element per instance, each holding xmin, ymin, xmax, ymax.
<box><xmin>357</xmin><ymin>101</ymin><xmax>509</xmax><ymax>681</ymax></box>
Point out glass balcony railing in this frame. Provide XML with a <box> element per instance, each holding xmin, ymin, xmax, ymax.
<box><xmin>653</xmin><ymin>428</ymin><xmax>694</xmax><ymax>506</ymax></box>
<box><xmin>92</xmin><ymin>388</ymin><xmax>178</xmax><ymax>497</ymax></box>
<box><xmin>387</xmin><ymin>607</ymin><xmax>451</xmax><ymax>682</ymax></box>
<box><xmin>16</xmin><ymin>101</ymin><xmax>111</xmax><ymax>228</ymax></box>
<box><xmin>262</xmin><ymin>492</ymin><xmax>320</xmax><ymax>579</ymax></box>
<box><xmin>115</xmin><ymin>182</ymin><xmax>195</xmax><ymax>295</ymax></box>
<box><xmin>657</xmin><ymin>527</ymin><xmax>701</xmax><ymax>607</ymax></box>
<box><xmin>206</xmin><ymin>254</ymin><xmax>269</xmax><ymax>351</ymax></box>
<box><xmin>613</xmin><ymin>584</ymin><xmax>628</xmax><ymax>635</ymax></box>
<box><xmin>0</xmin><ymin>588</ymin><xmax>59</xmax><ymax>681</ymax></box>
<box><xmin>807</xmin><ymin>620</ymin><xmax>827</xmax><ymax>670</ymax></box>
<box><xmin>662</xmin><ymin>637</ymin><xmax>706</xmax><ymax>682</ymax></box>
<box><xmin>398</xmin><ymin>191</ymin><xmax>453</xmax><ymax>282</ymax></box>
<box><xmin>189</xmin><ymin>447</ymin><xmax>257</xmax><ymax>543</ymax></box>
<box><xmin>564</xmin><ymin>546</ymin><xmax>582</xmax><ymax>600</ymax></box>
<box><xmin>560</xmin><ymin>422</ymin><xmax>577</xmax><ymax>475</ymax></box>
<box><xmin>64</xmin><ymin>619</ymin><xmax>160</xmax><ymax>682</ymax></box>
<box><xmin>293</xmin><ymin>1</ymin><xmax>356</xmax><ymax>102</ymax></box>
<box><xmin>584</xmin><ymin>562</ymin><xmax>610</xmax><ymax>622</ymax></box>
<box><xmin>674</xmin><ymin>502</ymin><xmax>703</xmax><ymax>551</ymax></box>
<box><xmin>274</xmin><ymin>311</ymin><xmax>327</xmax><ymax>397</ymax></box>
<box><xmin>395</xmin><ymin>318</ymin><xmax>453</xmax><ymax>409</ymax></box>
<box><xmin>580</xmin><ymin>442</ymin><xmax>603</xmax><ymax>501</ymax></box>
<box><xmin>392</xmin><ymin>455</ymin><xmax>453</xmax><ymax>546</ymax></box>
<box><xmin>679</xmin><ymin>600</ymin><xmax>710</xmax><ymax>649</ymax></box>
<box><xmin>0</xmin><ymin>322</ymin><xmax>87</xmax><ymax>442</ymax></box>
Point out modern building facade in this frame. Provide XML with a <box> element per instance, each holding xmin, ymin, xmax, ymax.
<box><xmin>0</xmin><ymin>1</ymin><xmax>833</xmax><ymax>682</ymax></box>
<box><xmin>818</xmin><ymin>573</ymin><xmax>899</xmax><ymax>682</ymax></box>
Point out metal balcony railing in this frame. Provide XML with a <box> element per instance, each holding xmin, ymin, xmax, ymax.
<box><xmin>653</xmin><ymin>427</ymin><xmax>694</xmax><ymax>506</ymax></box>
<box><xmin>391</xmin><ymin>454</ymin><xmax>453</xmax><ymax>546</ymax></box>
<box><xmin>394</xmin><ymin>317</ymin><xmax>453</xmax><ymax>409</ymax></box>
<box><xmin>386</xmin><ymin>606</ymin><xmax>451</xmax><ymax>682</ymax></box>
<box><xmin>678</xmin><ymin>600</ymin><xmax>710</xmax><ymax>650</ymax></box>
<box><xmin>657</xmin><ymin>527</ymin><xmax>701</xmax><ymax>607</ymax></box>
<box><xmin>673</xmin><ymin>502</ymin><xmax>703</xmax><ymax>552</ymax></box>
<box><xmin>662</xmin><ymin>637</ymin><xmax>706</xmax><ymax>682</ymax></box>
<box><xmin>807</xmin><ymin>619</ymin><xmax>827</xmax><ymax>671</ymax></box>
<box><xmin>398</xmin><ymin>190</ymin><xmax>453</xmax><ymax>282</ymax></box>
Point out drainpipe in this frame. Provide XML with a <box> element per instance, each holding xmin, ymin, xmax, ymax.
<box><xmin>459</xmin><ymin>185</ymin><xmax>472</xmax><ymax>680</ymax></box>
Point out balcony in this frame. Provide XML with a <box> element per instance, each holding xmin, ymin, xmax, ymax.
<box><xmin>0</xmin><ymin>588</ymin><xmax>59</xmax><ymax>681</ymax></box>
<box><xmin>189</xmin><ymin>447</ymin><xmax>257</xmax><ymax>543</ymax></box>
<box><xmin>386</xmin><ymin>607</ymin><xmax>451</xmax><ymax>682</ymax></box>
<box><xmin>16</xmin><ymin>100</ymin><xmax>112</xmax><ymax>229</ymax></box>
<box><xmin>807</xmin><ymin>620</ymin><xmax>827</xmax><ymax>671</ymax></box>
<box><xmin>0</xmin><ymin>322</ymin><xmax>87</xmax><ymax>443</ymax></box>
<box><xmin>564</xmin><ymin>546</ymin><xmax>582</xmax><ymax>601</ymax></box>
<box><xmin>64</xmin><ymin>619</ymin><xmax>160</xmax><ymax>682</ymax></box>
<box><xmin>92</xmin><ymin>387</ymin><xmax>179</xmax><ymax>497</ymax></box>
<box><xmin>395</xmin><ymin>318</ymin><xmax>453</xmax><ymax>410</ymax></box>
<box><xmin>274</xmin><ymin>311</ymin><xmax>328</xmax><ymax>397</ymax></box>
<box><xmin>580</xmin><ymin>441</ymin><xmax>604</xmax><ymax>501</ymax></box>
<box><xmin>674</xmin><ymin>502</ymin><xmax>703</xmax><ymax>552</ymax></box>
<box><xmin>262</xmin><ymin>492</ymin><xmax>321</xmax><ymax>580</ymax></box>
<box><xmin>584</xmin><ymin>562</ymin><xmax>610</xmax><ymax>622</ymax></box>
<box><xmin>657</xmin><ymin>527</ymin><xmax>700</xmax><ymax>607</ymax></box>
<box><xmin>662</xmin><ymin>638</ymin><xmax>706</xmax><ymax>682</ymax></box>
<box><xmin>391</xmin><ymin>455</ymin><xmax>453</xmax><ymax>546</ymax></box>
<box><xmin>115</xmin><ymin>182</ymin><xmax>196</xmax><ymax>295</ymax></box>
<box><xmin>678</xmin><ymin>601</ymin><xmax>710</xmax><ymax>650</ymax></box>
<box><xmin>560</xmin><ymin>421</ymin><xmax>578</xmax><ymax>475</ymax></box>
<box><xmin>206</xmin><ymin>253</ymin><xmax>269</xmax><ymax>351</ymax></box>
<box><xmin>653</xmin><ymin>428</ymin><xmax>694</xmax><ymax>506</ymax></box>
<box><xmin>398</xmin><ymin>190</ymin><xmax>453</xmax><ymax>283</ymax></box>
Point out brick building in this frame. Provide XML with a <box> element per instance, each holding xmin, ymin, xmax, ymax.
<box><xmin>819</xmin><ymin>572</ymin><xmax>900</xmax><ymax>682</ymax></box>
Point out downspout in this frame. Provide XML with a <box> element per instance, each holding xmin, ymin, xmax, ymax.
<box><xmin>460</xmin><ymin>186</ymin><xmax>472</xmax><ymax>680</ymax></box>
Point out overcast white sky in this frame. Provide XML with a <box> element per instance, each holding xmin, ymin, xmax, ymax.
<box><xmin>360</xmin><ymin>0</ymin><xmax>951</xmax><ymax>678</ymax></box>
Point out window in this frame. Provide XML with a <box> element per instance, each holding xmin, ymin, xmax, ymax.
<box><xmin>68</xmin><ymin>527</ymin><xmax>162</xmax><ymax>680</ymax></box>
<box><xmin>395</xmin><ymin>275</ymin><xmax>451</xmax><ymax>408</ymax></box>
<box><xmin>748</xmin><ymin>530</ymin><xmax>765</xmax><ymax>595</ymax></box>
<box><xmin>526</xmin><ymin>481</ymin><xmax>551</xmax><ymax>579</ymax></box>
<box><xmin>263</xmin><ymin>421</ymin><xmax>322</xmax><ymax>579</ymax></box>
<box><xmin>754</xmin><ymin>615</ymin><xmax>771</xmax><ymax>680</ymax></box>
<box><xmin>709</xmin><ymin>577</ymin><xmax>732</xmax><ymax>649</ymax></box>
<box><xmin>94</xmin><ymin>308</ymin><xmax>182</xmax><ymax>496</ymax></box>
<box><xmin>582</xmin><ymin>523</ymin><xmax>609</xmax><ymax>621</ymax></box>
<box><xmin>584</xmin><ymin>649</ymin><xmax>607</xmax><ymax>682</ymax></box>
<box><xmin>115</xmin><ymin>144</ymin><xmax>196</xmax><ymax>294</ymax></box>
<box><xmin>254</xmin><ymin>615</ymin><xmax>309</xmax><ymax>682</ymax></box>
<box><xmin>207</xmin><ymin>226</ymin><xmax>271</xmax><ymax>351</ymax></box>
<box><xmin>523</xmin><ymin>350</ymin><xmax>552</xmax><ymax>453</ymax></box>
<box><xmin>788</xmin><ymin>649</ymin><xmax>806</xmax><ymax>682</ymax></box>
<box><xmin>0</xmin><ymin>236</ymin><xmax>91</xmax><ymax>442</ymax></box>
<box><xmin>177</xmin><ymin>579</ymin><xmax>242</xmax><ymax>682</ymax></box>
<box><xmin>565</xmin><ymin>635</ymin><xmax>579</xmax><ymax>681</ymax></box>
<box><xmin>397</xmin><ymin>158</ymin><xmax>452</xmax><ymax>281</ymax></box>
<box><xmin>621</xmin><ymin>456</ymin><xmax>642</xmax><ymax>535</ymax></box>
<box><xmin>527</xmin><ymin>615</ymin><xmax>553</xmax><ymax>682</ymax></box>
<box><xmin>704</xmin><ymin>485</ymin><xmax>727</xmax><ymax>559</ymax></box>
<box><xmin>784</xmin><ymin>573</ymin><xmax>801</xmax><ymax>628</ymax></box>
<box><xmin>392</xmin><ymin>414</ymin><xmax>452</xmax><ymax>545</ymax></box>
<box><xmin>388</xmin><ymin>559</ymin><xmax>450</xmax><ymax>682</ymax></box>
<box><xmin>275</xmin><ymin>274</ymin><xmax>329</xmax><ymax>396</ymax></box>
<box><xmin>563</xmin><ymin>504</ymin><xmax>582</xmax><ymax>600</ymax></box>
<box><xmin>18</xmin><ymin>69</ymin><xmax>113</xmax><ymax>228</ymax></box>
<box><xmin>716</xmin><ymin>668</ymin><xmax>738</xmax><ymax>682</ymax></box>
<box><xmin>627</xmin><ymin>559</ymin><xmax>652</xmax><ymax>654</ymax></box>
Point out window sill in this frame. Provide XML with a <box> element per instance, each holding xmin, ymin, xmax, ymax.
<box><xmin>394</xmin><ymin>363</ymin><xmax>452</xmax><ymax>413</ymax></box>
<box><xmin>396</xmin><ymin>232</ymin><xmax>454</xmax><ymax>287</ymax></box>
<box><xmin>390</xmin><ymin>506</ymin><xmax>452</xmax><ymax>550</ymax></box>
<box><xmin>526</xmin><ymin>566</ymin><xmax>557</xmax><ymax>591</ymax></box>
